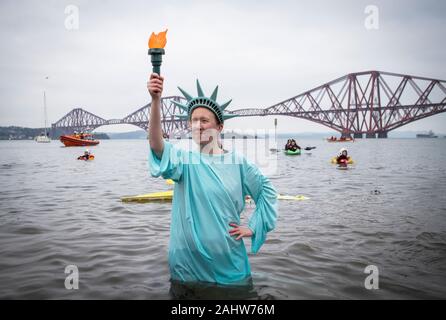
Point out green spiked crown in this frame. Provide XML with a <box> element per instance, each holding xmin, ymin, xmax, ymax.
<box><xmin>173</xmin><ymin>80</ymin><xmax>237</xmax><ymax>124</ymax></box>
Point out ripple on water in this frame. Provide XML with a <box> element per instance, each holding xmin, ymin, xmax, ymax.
<box><xmin>14</xmin><ymin>225</ymin><xmax>49</xmax><ymax>235</ymax></box>
<box><xmin>1</xmin><ymin>139</ymin><xmax>446</xmax><ymax>299</ymax></box>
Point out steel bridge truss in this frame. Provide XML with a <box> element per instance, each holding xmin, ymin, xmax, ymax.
<box><xmin>52</xmin><ymin>71</ymin><xmax>446</xmax><ymax>138</ymax></box>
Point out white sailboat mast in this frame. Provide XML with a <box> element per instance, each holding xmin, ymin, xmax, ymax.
<box><xmin>43</xmin><ymin>90</ymin><xmax>48</xmax><ymax>136</ymax></box>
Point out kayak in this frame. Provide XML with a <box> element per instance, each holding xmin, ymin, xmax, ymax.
<box><xmin>326</xmin><ymin>138</ymin><xmax>354</xmax><ymax>142</ymax></box>
<box><xmin>331</xmin><ymin>157</ymin><xmax>354</xmax><ymax>164</ymax></box>
<box><xmin>284</xmin><ymin>149</ymin><xmax>301</xmax><ymax>155</ymax></box>
<box><xmin>121</xmin><ymin>190</ymin><xmax>174</xmax><ymax>202</ymax></box>
<box><xmin>77</xmin><ymin>155</ymin><xmax>95</xmax><ymax>160</ymax></box>
<box><xmin>121</xmin><ymin>191</ymin><xmax>309</xmax><ymax>203</ymax></box>
<box><xmin>277</xmin><ymin>194</ymin><xmax>309</xmax><ymax>201</ymax></box>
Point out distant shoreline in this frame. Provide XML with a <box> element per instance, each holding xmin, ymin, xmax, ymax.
<box><xmin>2</xmin><ymin>136</ymin><xmax>446</xmax><ymax>141</ymax></box>
<box><xmin>1</xmin><ymin>126</ymin><xmax>444</xmax><ymax>140</ymax></box>
<box><xmin>0</xmin><ymin>126</ymin><xmax>109</xmax><ymax>140</ymax></box>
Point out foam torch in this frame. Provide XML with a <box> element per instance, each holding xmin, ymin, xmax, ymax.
<box><xmin>148</xmin><ymin>29</ymin><xmax>168</xmax><ymax>75</ymax></box>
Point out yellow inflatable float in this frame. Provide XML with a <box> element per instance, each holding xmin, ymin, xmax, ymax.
<box><xmin>121</xmin><ymin>190</ymin><xmax>309</xmax><ymax>203</ymax></box>
<box><xmin>330</xmin><ymin>157</ymin><xmax>354</xmax><ymax>164</ymax></box>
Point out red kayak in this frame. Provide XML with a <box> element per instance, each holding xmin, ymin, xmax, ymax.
<box><xmin>60</xmin><ymin>134</ymin><xmax>99</xmax><ymax>147</ymax></box>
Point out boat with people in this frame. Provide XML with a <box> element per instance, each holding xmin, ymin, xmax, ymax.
<box><xmin>284</xmin><ymin>138</ymin><xmax>301</xmax><ymax>155</ymax></box>
<box><xmin>331</xmin><ymin>148</ymin><xmax>354</xmax><ymax>166</ymax></box>
<box><xmin>60</xmin><ymin>132</ymin><xmax>99</xmax><ymax>147</ymax></box>
<box><xmin>77</xmin><ymin>154</ymin><xmax>95</xmax><ymax>160</ymax></box>
<box><xmin>77</xmin><ymin>149</ymin><xmax>95</xmax><ymax>160</ymax></box>
<box><xmin>327</xmin><ymin>136</ymin><xmax>354</xmax><ymax>142</ymax></box>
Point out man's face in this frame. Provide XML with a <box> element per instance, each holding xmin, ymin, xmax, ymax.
<box><xmin>189</xmin><ymin>107</ymin><xmax>223</xmax><ymax>146</ymax></box>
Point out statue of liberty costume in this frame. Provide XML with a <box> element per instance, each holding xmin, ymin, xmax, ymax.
<box><xmin>148</xmin><ymin>81</ymin><xmax>278</xmax><ymax>284</ymax></box>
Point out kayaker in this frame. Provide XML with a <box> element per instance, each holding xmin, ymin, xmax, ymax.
<box><xmin>285</xmin><ymin>139</ymin><xmax>292</xmax><ymax>150</ymax></box>
<box><xmin>336</xmin><ymin>148</ymin><xmax>350</xmax><ymax>164</ymax></box>
<box><xmin>77</xmin><ymin>149</ymin><xmax>91</xmax><ymax>160</ymax></box>
<box><xmin>147</xmin><ymin>73</ymin><xmax>278</xmax><ymax>285</ymax></box>
<box><xmin>290</xmin><ymin>140</ymin><xmax>301</xmax><ymax>151</ymax></box>
<box><xmin>286</xmin><ymin>139</ymin><xmax>300</xmax><ymax>151</ymax></box>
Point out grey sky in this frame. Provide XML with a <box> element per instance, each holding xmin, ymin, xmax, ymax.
<box><xmin>1</xmin><ymin>0</ymin><xmax>445</xmax><ymax>133</ymax></box>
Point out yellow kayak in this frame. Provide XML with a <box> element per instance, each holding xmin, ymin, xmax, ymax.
<box><xmin>121</xmin><ymin>190</ymin><xmax>174</xmax><ymax>202</ymax></box>
<box><xmin>277</xmin><ymin>194</ymin><xmax>309</xmax><ymax>201</ymax></box>
<box><xmin>121</xmin><ymin>191</ymin><xmax>309</xmax><ymax>203</ymax></box>
<box><xmin>330</xmin><ymin>157</ymin><xmax>354</xmax><ymax>164</ymax></box>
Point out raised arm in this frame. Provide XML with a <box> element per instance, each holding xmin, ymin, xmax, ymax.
<box><xmin>147</xmin><ymin>73</ymin><xmax>165</xmax><ymax>158</ymax></box>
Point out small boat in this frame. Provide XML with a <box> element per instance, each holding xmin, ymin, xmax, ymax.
<box><xmin>121</xmin><ymin>190</ymin><xmax>174</xmax><ymax>203</ymax></box>
<box><xmin>416</xmin><ymin>130</ymin><xmax>438</xmax><ymax>138</ymax></box>
<box><xmin>326</xmin><ymin>137</ymin><xmax>354</xmax><ymax>142</ymax></box>
<box><xmin>35</xmin><ymin>91</ymin><xmax>51</xmax><ymax>143</ymax></box>
<box><xmin>60</xmin><ymin>133</ymin><xmax>99</xmax><ymax>147</ymax></box>
<box><xmin>284</xmin><ymin>149</ymin><xmax>301</xmax><ymax>155</ymax></box>
<box><xmin>35</xmin><ymin>133</ymin><xmax>51</xmax><ymax>143</ymax></box>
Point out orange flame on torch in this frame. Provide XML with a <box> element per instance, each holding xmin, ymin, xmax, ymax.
<box><xmin>148</xmin><ymin>29</ymin><xmax>168</xmax><ymax>49</ymax></box>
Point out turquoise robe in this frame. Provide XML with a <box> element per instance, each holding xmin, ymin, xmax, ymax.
<box><xmin>149</xmin><ymin>140</ymin><xmax>278</xmax><ymax>284</ymax></box>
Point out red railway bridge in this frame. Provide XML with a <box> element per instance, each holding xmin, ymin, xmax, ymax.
<box><xmin>52</xmin><ymin>71</ymin><xmax>446</xmax><ymax>138</ymax></box>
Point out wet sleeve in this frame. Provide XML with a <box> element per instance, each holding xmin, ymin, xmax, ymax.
<box><xmin>242</xmin><ymin>160</ymin><xmax>278</xmax><ymax>254</ymax></box>
<box><xmin>148</xmin><ymin>140</ymin><xmax>184</xmax><ymax>182</ymax></box>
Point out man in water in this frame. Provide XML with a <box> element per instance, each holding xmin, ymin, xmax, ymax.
<box><xmin>147</xmin><ymin>73</ymin><xmax>278</xmax><ymax>285</ymax></box>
